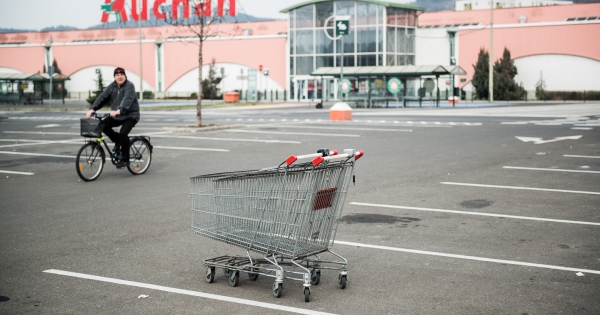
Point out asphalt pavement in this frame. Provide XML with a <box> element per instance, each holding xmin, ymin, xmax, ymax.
<box><xmin>0</xmin><ymin>102</ymin><xmax>599</xmax><ymax>314</ymax></box>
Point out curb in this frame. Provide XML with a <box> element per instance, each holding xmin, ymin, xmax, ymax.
<box><xmin>160</xmin><ymin>124</ymin><xmax>244</xmax><ymax>133</ymax></box>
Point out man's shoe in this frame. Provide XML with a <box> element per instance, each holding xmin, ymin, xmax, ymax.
<box><xmin>112</xmin><ymin>143</ymin><xmax>122</xmax><ymax>155</ymax></box>
<box><xmin>116</xmin><ymin>160</ymin><xmax>129</xmax><ymax>169</ymax></box>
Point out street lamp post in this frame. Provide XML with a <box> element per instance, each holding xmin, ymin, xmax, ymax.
<box><xmin>489</xmin><ymin>2</ymin><xmax>494</xmax><ymax>102</ymax></box>
<box><xmin>45</xmin><ymin>39</ymin><xmax>52</xmax><ymax>106</ymax></box>
<box><xmin>138</xmin><ymin>8</ymin><xmax>143</xmax><ymax>102</ymax></box>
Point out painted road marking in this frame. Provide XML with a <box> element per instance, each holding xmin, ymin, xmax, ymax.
<box><xmin>564</xmin><ymin>155</ymin><xmax>600</xmax><ymax>159</ymax></box>
<box><xmin>226</xmin><ymin>130</ymin><xmax>360</xmax><ymax>138</ymax></box>
<box><xmin>0</xmin><ymin>139</ymin><xmax>81</xmax><ymax>149</ymax></box>
<box><xmin>335</xmin><ymin>241</ymin><xmax>600</xmax><ymax>275</ymax></box>
<box><xmin>515</xmin><ymin>135</ymin><xmax>582</xmax><ymax>144</ymax></box>
<box><xmin>43</xmin><ymin>270</ymin><xmax>337</xmax><ymax>315</ymax></box>
<box><xmin>503</xmin><ymin>166</ymin><xmax>600</xmax><ymax>174</ymax></box>
<box><xmin>0</xmin><ymin>151</ymin><xmax>77</xmax><ymax>158</ymax></box>
<box><xmin>251</xmin><ymin>125</ymin><xmax>412</xmax><ymax>132</ymax></box>
<box><xmin>4</xmin><ymin>131</ymin><xmax>78</xmax><ymax>135</ymax></box>
<box><xmin>0</xmin><ymin>170</ymin><xmax>34</xmax><ymax>175</ymax></box>
<box><xmin>153</xmin><ymin>146</ymin><xmax>229</xmax><ymax>152</ymax></box>
<box><xmin>349</xmin><ymin>202</ymin><xmax>600</xmax><ymax>226</ymax></box>
<box><xmin>441</xmin><ymin>182</ymin><xmax>600</xmax><ymax>195</ymax></box>
<box><xmin>571</xmin><ymin>127</ymin><xmax>593</xmax><ymax>130</ymax></box>
<box><xmin>151</xmin><ymin>134</ymin><xmax>301</xmax><ymax>144</ymax></box>
<box><xmin>36</xmin><ymin>124</ymin><xmax>61</xmax><ymax>128</ymax></box>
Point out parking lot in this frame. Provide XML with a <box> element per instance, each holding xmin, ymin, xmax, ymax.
<box><xmin>1</xmin><ymin>103</ymin><xmax>599</xmax><ymax>314</ymax></box>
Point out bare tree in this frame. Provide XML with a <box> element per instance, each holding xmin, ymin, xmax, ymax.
<box><xmin>161</xmin><ymin>0</ymin><xmax>238</xmax><ymax>127</ymax></box>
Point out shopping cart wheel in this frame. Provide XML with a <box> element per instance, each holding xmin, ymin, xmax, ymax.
<box><xmin>272</xmin><ymin>282</ymin><xmax>283</xmax><ymax>298</ymax></box>
<box><xmin>338</xmin><ymin>274</ymin><xmax>347</xmax><ymax>289</ymax></box>
<box><xmin>229</xmin><ymin>271</ymin><xmax>239</xmax><ymax>287</ymax></box>
<box><xmin>304</xmin><ymin>287</ymin><xmax>310</xmax><ymax>302</ymax></box>
<box><xmin>223</xmin><ymin>268</ymin><xmax>231</xmax><ymax>277</ymax></box>
<box><xmin>204</xmin><ymin>267</ymin><xmax>215</xmax><ymax>283</ymax></box>
<box><xmin>310</xmin><ymin>269</ymin><xmax>321</xmax><ymax>285</ymax></box>
<box><xmin>248</xmin><ymin>267</ymin><xmax>259</xmax><ymax>281</ymax></box>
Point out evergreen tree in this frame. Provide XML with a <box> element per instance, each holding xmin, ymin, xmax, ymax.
<box><xmin>51</xmin><ymin>59</ymin><xmax>62</xmax><ymax>75</ymax></box>
<box><xmin>535</xmin><ymin>71</ymin><xmax>546</xmax><ymax>100</ymax></box>
<box><xmin>86</xmin><ymin>72</ymin><xmax>108</xmax><ymax>105</ymax></box>
<box><xmin>202</xmin><ymin>59</ymin><xmax>222</xmax><ymax>100</ymax></box>
<box><xmin>493</xmin><ymin>47</ymin><xmax>525</xmax><ymax>100</ymax></box>
<box><xmin>471</xmin><ymin>48</ymin><xmax>490</xmax><ymax>100</ymax></box>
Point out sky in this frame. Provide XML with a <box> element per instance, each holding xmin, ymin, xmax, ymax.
<box><xmin>0</xmin><ymin>0</ymin><xmax>304</xmax><ymax>30</ymax></box>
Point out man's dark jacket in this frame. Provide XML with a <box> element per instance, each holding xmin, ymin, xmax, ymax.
<box><xmin>90</xmin><ymin>80</ymin><xmax>140</xmax><ymax>121</ymax></box>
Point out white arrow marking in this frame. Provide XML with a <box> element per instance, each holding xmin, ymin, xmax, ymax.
<box><xmin>515</xmin><ymin>135</ymin><xmax>582</xmax><ymax>144</ymax></box>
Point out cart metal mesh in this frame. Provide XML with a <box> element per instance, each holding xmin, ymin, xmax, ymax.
<box><xmin>80</xmin><ymin>119</ymin><xmax>104</xmax><ymax>138</ymax></box>
<box><xmin>191</xmin><ymin>160</ymin><xmax>354</xmax><ymax>259</ymax></box>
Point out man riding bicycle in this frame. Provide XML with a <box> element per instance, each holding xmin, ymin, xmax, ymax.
<box><xmin>86</xmin><ymin>67</ymin><xmax>140</xmax><ymax>169</ymax></box>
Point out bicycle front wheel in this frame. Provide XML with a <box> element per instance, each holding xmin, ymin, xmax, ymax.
<box><xmin>127</xmin><ymin>139</ymin><xmax>152</xmax><ymax>175</ymax></box>
<box><xmin>76</xmin><ymin>142</ymin><xmax>105</xmax><ymax>181</ymax></box>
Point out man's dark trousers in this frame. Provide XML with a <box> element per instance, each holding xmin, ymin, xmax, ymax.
<box><xmin>102</xmin><ymin>117</ymin><xmax>137</xmax><ymax>161</ymax></box>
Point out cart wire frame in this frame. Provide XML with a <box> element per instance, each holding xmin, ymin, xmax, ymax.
<box><xmin>190</xmin><ymin>149</ymin><xmax>363</xmax><ymax>301</ymax></box>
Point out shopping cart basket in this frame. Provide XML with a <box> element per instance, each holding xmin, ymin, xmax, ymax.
<box><xmin>190</xmin><ymin>149</ymin><xmax>364</xmax><ymax>302</ymax></box>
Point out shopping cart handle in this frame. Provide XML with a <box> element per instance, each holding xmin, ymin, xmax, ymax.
<box><xmin>285</xmin><ymin>149</ymin><xmax>338</xmax><ymax>166</ymax></box>
<box><xmin>354</xmin><ymin>150</ymin><xmax>364</xmax><ymax>160</ymax></box>
<box><xmin>312</xmin><ymin>149</ymin><xmax>364</xmax><ymax>166</ymax></box>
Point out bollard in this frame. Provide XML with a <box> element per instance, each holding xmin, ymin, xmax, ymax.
<box><xmin>271</xmin><ymin>90</ymin><xmax>273</xmax><ymax>102</ymax></box>
<box><xmin>330</xmin><ymin>102</ymin><xmax>352</xmax><ymax>121</ymax></box>
<box><xmin>563</xmin><ymin>91</ymin><xmax>566</xmax><ymax>103</ymax></box>
<box><xmin>284</xmin><ymin>90</ymin><xmax>287</xmax><ymax>101</ymax></box>
<box><xmin>584</xmin><ymin>90</ymin><xmax>586</xmax><ymax>102</ymax></box>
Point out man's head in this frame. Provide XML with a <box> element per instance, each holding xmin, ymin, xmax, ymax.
<box><xmin>114</xmin><ymin>67</ymin><xmax>126</xmax><ymax>85</ymax></box>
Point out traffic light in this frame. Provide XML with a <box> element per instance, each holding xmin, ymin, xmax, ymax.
<box><xmin>259</xmin><ymin>64</ymin><xmax>263</xmax><ymax>72</ymax></box>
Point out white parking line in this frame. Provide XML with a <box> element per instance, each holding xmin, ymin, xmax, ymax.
<box><xmin>43</xmin><ymin>269</ymin><xmax>337</xmax><ymax>315</ymax></box>
<box><xmin>571</xmin><ymin>127</ymin><xmax>593</xmax><ymax>130</ymax></box>
<box><xmin>0</xmin><ymin>151</ymin><xmax>77</xmax><ymax>158</ymax></box>
<box><xmin>503</xmin><ymin>166</ymin><xmax>600</xmax><ymax>174</ymax></box>
<box><xmin>153</xmin><ymin>146</ymin><xmax>229</xmax><ymax>152</ymax></box>
<box><xmin>226</xmin><ymin>130</ymin><xmax>360</xmax><ymax>137</ymax></box>
<box><xmin>0</xmin><ymin>170</ymin><xmax>34</xmax><ymax>175</ymax></box>
<box><xmin>151</xmin><ymin>134</ymin><xmax>301</xmax><ymax>144</ymax></box>
<box><xmin>564</xmin><ymin>154</ymin><xmax>600</xmax><ymax>159</ymax></box>
<box><xmin>251</xmin><ymin>125</ymin><xmax>412</xmax><ymax>132</ymax></box>
<box><xmin>4</xmin><ymin>131</ymin><xmax>77</xmax><ymax>135</ymax></box>
<box><xmin>0</xmin><ymin>139</ymin><xmax>81</xmax><ymax>149</ymax></box>
<box><xmin>335</xmin><ymin>241</ymin><xmax>600</xmax><ymax>275</ymax></box>
<box><xmin>441</xmin><ymin>182</ymin><xmax>600</xmax><ymax>195</ymax></box>
<box><xmin>349</xmin><ymin>202</ymin><xmax>600</xmax><ymax>226</ymax></box>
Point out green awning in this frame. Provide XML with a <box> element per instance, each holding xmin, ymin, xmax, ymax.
<box><xmin>311</xmin><ymin>65</ymin><xmax>458</xmax><ymax>77</ymax></box>
<box><xmin>280</xmin><ymin>0</ymin><xmax>426</xmax><ymax>13</ymax></box>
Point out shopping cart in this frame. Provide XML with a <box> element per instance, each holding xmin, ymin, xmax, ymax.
<box><xmin>190</xmin><ymin>148</ymin><xmax>364</xmax><ymax>302</ymax></box>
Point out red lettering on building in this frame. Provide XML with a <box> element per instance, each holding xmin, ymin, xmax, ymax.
<box><xmin>217</xmin><ymin>0</ymin><xmax>235</xmax><ymax>16</ymax></box>
<box><xmin>132</xmin><ymin>0</ymin><xmax>149</xmax><ymax>21</ymax></box>
<box><xmin>172</xmin><ymin>0</ymin><xmax>190</xmax><ymax>19</ymax></box>
<box><xmin>153</xmin><ymin>0</ymin><xmax>167</xmax><ymax>19</ymax></box>
<box><xmin>102</xmin><ymin>0</ymin><xmax>235</xmax><ymax>23</ymax></box>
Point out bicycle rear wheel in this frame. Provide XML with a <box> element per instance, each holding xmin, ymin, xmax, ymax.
<box><xmin>76</xmin><ymin>142</ymin><xmax>105</xmax><ymax>181</ymax></box>
<box><xmin>127</xmin><ymin>139</ymin><xmax>152</xmax><ymax>175</ymax></box>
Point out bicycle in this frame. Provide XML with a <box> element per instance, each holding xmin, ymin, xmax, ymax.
<box><xmin>76</xmin><ymin>113</ymin><xmax>153</xmax><ymax>182</ymax></box>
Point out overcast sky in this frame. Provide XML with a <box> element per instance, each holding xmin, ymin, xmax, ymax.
<box><xmin>0</xmin><ymin>0</ymin><xmax>302</xmax><ymax>30</ymax></box>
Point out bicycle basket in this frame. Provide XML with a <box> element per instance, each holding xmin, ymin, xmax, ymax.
<box><xmin>80</xmin><ymin>119</ymin><xmax>105</xmax><ymax>137</ymax></box>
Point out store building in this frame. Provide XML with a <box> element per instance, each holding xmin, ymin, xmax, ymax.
<box><xmin>0</xmin><ymin>0</ymin><xmax>598</xmax><ymax>103</ymax></box>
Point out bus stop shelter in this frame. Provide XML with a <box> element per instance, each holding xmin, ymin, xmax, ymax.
<box><xmin>0</xmin><ymin>73</ymin><xmax>70</xmax><ymax>105</ymax></box>
<box><xmin>311</xmin><ymin>65</ymin><xmax>466</xmax><ymax>107</ymax></box>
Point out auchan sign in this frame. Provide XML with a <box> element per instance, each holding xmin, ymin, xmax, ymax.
<box><xmin>101</xmin><ymin>0</ymin><xmax>236</xmax><ymax>23</ymax></box>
